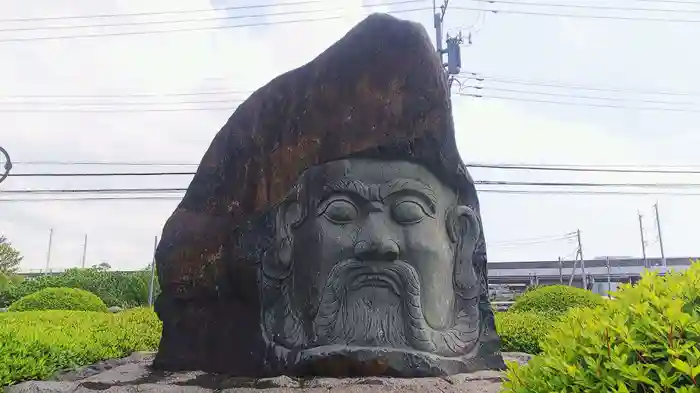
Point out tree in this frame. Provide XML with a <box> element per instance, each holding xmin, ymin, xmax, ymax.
<box><xmin>91</xmin><ymin>262</ymin><xmax>111</xmax><ymax>270</ymax></box>
<box><xmin>0</xmin><ymin>235</ymin><xmax>22</xmax><ymax>274</ymax></box>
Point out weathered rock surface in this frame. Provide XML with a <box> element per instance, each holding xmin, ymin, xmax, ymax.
<box><xmin>6</xmin><ymin>353</ymin><xmax>531</xmax><ymax>393</ymax></box>
<box><xmin>153</xmin><ymin>11</ymin><xmax>501</xmax><ymax>377</ymax></box>
<box><xmin>156</xmin><ymin>12</ymin><xmax>454</xmax><ymax>306</ymax></box>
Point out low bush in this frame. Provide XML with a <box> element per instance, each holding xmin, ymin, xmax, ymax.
<box><xmin>509</xmin><ymin>284</ymin><xmax>605</xmax><ymax>318</ymax></box>
<box><xmin>0</xmin><ymin>307</ymin><xmax>161</xmax><ymax>386</ymax></box>
<box><xmin>503</xmin><ymin>262</ymin><xmax>700</xmax><ymax>392</ymax></box>
<box><xmin>496</xmin><ymin>311</ymin><xmax>555</xmax><ymax>354</ymax></box>
<box><xmin>0</xmin><ymin>267</ymin><xmax>157</xmax><ymax>308</ymax></box>
<box><xmin>9</xmin><ymin>287</ymin><xmax>108</xmax><ymax>312</ymax></box>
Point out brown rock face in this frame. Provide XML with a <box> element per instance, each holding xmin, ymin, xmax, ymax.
<box><xmin>157</xmin><ymin>14</ymin><xmax>452</xmax><ymax>299</ymax></box>
<box><xmin>153</xmin><ymin>13</ymin><xmax>502</xmax><ymax>377</ymax></box>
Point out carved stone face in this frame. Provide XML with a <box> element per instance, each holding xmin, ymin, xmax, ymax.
<box><xmin>262</xmin><ymin>158</ymin><xmax>483</xmax><ymax>360</ymax></box>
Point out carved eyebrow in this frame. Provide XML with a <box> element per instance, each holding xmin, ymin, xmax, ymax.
<box><xmin>319</xmin><ymin>178</ymin><xmax>437</xmax><ymax>212</ymax></box>
<box><xmin>380</xmin><ymin>179</ymin><xmax>437</xmax><ymax>213</ymax></box>
<box><xmin>321</xmin><ymin>179</ymin><xmax>370</xmax><ymax>201</ymax></box>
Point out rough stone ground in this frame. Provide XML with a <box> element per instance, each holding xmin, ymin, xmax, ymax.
<box><xmin>5</xmin><ymin>353</ymin><xmax>531</xmax><ymax>393</ymax></box>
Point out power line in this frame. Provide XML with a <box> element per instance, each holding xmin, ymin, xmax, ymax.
<box><xmin>0</xmin><ymin>1</ymin><xmax>428</xmax><ymax>33</ymax></box>
<box><xmin>452</xmin><ymin>5</ymin><xmax>700</xmax><ymax>22</ymax></box>
<box><xmin>0</xmin><ymin>9</ymin><xmax>331</xmax><ymax>33</ymax></box>
<box><xmin>3</xmin><ymin>188</ymin><xmax>700</xmax><ymax>202</ymax></box>
<box><xmin>472</xmin><ymin>162</ymin><xmax>700</xmax><ymax>169</ymax></box>
<box><xmin>489</xmin><ymin>232</ymin><xmax>576</xmax><ymax>247</ymax></box>
<box><xmin>490</xmin><ymin>240</ymin><xmax>573</xmax><ymax>249</ymax></box>
<box><xmin>0</xmin><ymin>0</ymin><xmax>421</xmax><ymax>23</ymax></box>
<box><xmin>8</xmin><ymin>171</ymin><xmax>196</xmax><ymax>177</ymax></box>
<box><xmin>477</xmin><ymin>180</ymin><xmax>700</xmax><ymax>188</ymax></box>
<box><xmin>0</xmin><ymin>106</ymin><xmax>235</xmax><ymax>113</ymax></box>
<box><xmin>14</xmin><ymin>89</ymin><xmax>700</xmax><ymax>113</ymax></box>
<box><xmin>0</xmin><ymin>98</ymin><xmax>246</xmax><ymax>107</ymax></box>
<box><xmin>13</xmin><ymin>160</ymin><xmax>198</xmax><ymax>166</ymax></box>
<box><xmin>4</xmin><ymin>71</ymin><xmax>692</xmax><ymax>100</ymax></box>
<box><xmin>465</xmin><ymin>163</ymin><xmax>700</xmax><ymax>174</ymax></box>
<box><xmin>7</xmin><ymin>180</ymin><xmax>700</xmax><ymax>195</ymax></box>
<box><xmin>467</xmin><ymin>0</ymin><xmax>700</xmax><ymax>14</ymax></box>
<box><xmin>0</xmin><ymin>196</ymin><xmax>183</xmax><ymax>202</ymax></box>
<box><xmin>634</xmin><ymin>0</ymin><xmax>700</xmax><ymax>5</ymax></box>
<box><xmin>457</xmin><ymin>91</ymin><xmax>700</xmax><ymax>113</ymax></box>
<box><xmin>463</xmin><ymin>72</ymin><xmax>700</xmax><ymax>97</ymax></box>
<box><xmin>0</xmin><ymin>90</ymin><xmax>252</xmax><ymax>99</ymax></box>
<box><xmin>479</xmin><ymin>189</ymin><xmax>700</xmax><ymax>196</ymax></box>
<box><xmin>0</xmin><ymin>188</ymin><xmax>187</xmax><ymax>194</ymax></box>
<box><xmin>3</xmin><ymin>0</ymin><xmax>686</xmax><ymax>24</ymax></box>
<box><xmin>10</xmin><ymin>85</ymin><xmax>698</xmax><ymax>109</ymax></box>
<box><xmin>492</xmin><ymin>232</ymin><xmax>577</xmax><ymax>244</ymax></box>
<box><xmin>10</xmin><ymin>163</ymin><xmax>700</xmax><ymax>175</ymax></box>
<box><xmin>4</xmin><ymin>73</ymin><xmax>690</xmax><ymax>105</ymax></box>
<box><xmin>466</xmin><ymin>86</ymin><xmax>700</xmax><ymax>107</ymax></box>
<box><xmin>0</xmin><ymin>7</ymin><xmax>430</xmax><ymax>43</ymax></box>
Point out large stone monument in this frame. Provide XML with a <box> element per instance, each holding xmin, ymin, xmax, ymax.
<box><xmin>153</xmin><ymin>13</ymin><xmax>504</xmax><ymax>378</ymax></box>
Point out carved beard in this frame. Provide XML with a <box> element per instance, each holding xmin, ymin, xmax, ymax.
<box><xmin>263</xmin><ymin>259</ymin><xmax>482</xmax><ymax>357</ymax></box>
<box><xmin>315</xmin><ymin>285</ymin><xmax>407</xmax><ymax>348</ymax></box>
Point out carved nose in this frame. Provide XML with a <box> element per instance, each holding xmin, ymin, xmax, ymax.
<box><xmin>354</xmin><ymin>239</ymin><xmax>400</xmax><ymax>262</ymax></box>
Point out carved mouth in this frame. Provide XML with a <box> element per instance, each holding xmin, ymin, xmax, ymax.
<box><xmin>347</xmin><ymin>269</ymin><xmax>402</xmax><ymax>296</ymax></box>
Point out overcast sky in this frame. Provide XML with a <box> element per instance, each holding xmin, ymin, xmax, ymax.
<box><xmin>1</xmin><ymin>0</ymin><xmax>699</xmax><ymax>272</ymax></box>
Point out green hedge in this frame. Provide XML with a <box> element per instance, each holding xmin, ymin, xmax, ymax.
<box><xmin>9</xmin><ymin>287</ymin><xmax>108</xmax><ymax>312</ymax></box>
<box><xmin>0</xmin><ymin>308</ymin><xmax>161</xmax><ymax>386</ymax></box>
<box><xmin>509</xmin><ymin>284</ymin><xmax>605</xmax><ymax>318</ymax></box>
<box><xmin>503</xmin><ymin>262</ymin><xmax>700</xmax><ymax>392</ymax></box>
<box><xmin>495</xmin><ymin>311</ymin><xmax>556</xmax><ymax>354</ymax></box>
<box><xmin>495</xmin><ymin>284</ymin><xmax>607</xmax><ymax>354</ymax></box>
<box><xmin>0</xmin><ymin>268</ymin><xmax>157</xmax><ymax>308</ymax></box>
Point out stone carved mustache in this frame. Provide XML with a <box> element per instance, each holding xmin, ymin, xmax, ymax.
<box><xmin>311</xmin><ymin>259</ymin><xmax>481</xmax><ymax>357</ymax></box>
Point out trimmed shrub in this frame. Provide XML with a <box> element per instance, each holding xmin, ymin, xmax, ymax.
<box><xmin>0</xmin><ymin>307</ymin><xmax>161</xmax><ymax>386</ymax></box>
<box><xmin>509</xmin><ymin>284</ymin><xmax>605</xmax><ymax>318</ymax></box>
<box><xmin>9</xmin><ymin>287</ymin><xmax>108</xmax><ymax>312</ymax></box>
<box><xmin>496</xmin><ymin>311</ymin><xmax>555</xmax><ymax>354</ymax></box>
<box><xmin>502</xmin><ymin>262</ymin><xmax>700</xmax><ymax>392</ymax></box>
<box><xmin>0</xmin><ymin>267</ymin><xmax>157</xmax><ymax>308</ymax></box>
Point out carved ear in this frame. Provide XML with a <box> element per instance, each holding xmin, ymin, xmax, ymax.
<box><xmin>278</xmin><ymin>200</ymin><xmax>302</xmax><ymax>264</ymax></box>
<box><xmin>264</xmin><ymin>200</ymin><xmax>303</xmax><ymax>281</ymax></box>
<box><xmin>447</xmin><ymin>205</ymin><xmax>481</xmax><ymax>246</ymax></box>
<box><xmin>447</xmin><ymin>205</ymin><xmax>482</xmax><ymax>296</ymax></box>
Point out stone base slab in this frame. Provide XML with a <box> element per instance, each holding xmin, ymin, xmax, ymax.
<box><xmin>6</xmin><ymin>352</ymin><xmax>532</xmax><ymax>393</ymax></box>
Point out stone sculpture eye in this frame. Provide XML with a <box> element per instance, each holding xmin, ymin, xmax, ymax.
<box><xmin>392</xmin><ymin>200</ymin><xmax>427</xmax><ymax>224</ymax></box>
<box><xmin>321</xmin><ymin>198</ymin><xmax>358</xmax><ymax>224</ymax></box>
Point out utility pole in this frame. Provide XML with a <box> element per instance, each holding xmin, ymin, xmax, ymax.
<box><xmin>653</xmin><ymin>202</ymin><xmax>667</xmax><ymax>270</ymax></box>
<box><xmin>433</xmin><ymin>0</ymin><xmax>463</xmax><ymax>83</ymax></box>
<box><xmin>558</xmin><ymin>256</ymin><xmax>563</xmax><ymax>284</ymax></box>
<box><xmin>638</xmin><ymin>211</ymin><xmax>648</xmax><ymax>269</ymax></box>
<box><xmin>576</xmin><ymin>229</ymin><xmax>587</xmax><ymax>290</ymax></box>
<box><xmin>81</xmin><ymin>234</ymin><xmax>88</xmax><ymax>268</ymax></box>
<box><xmin>433</xmin><ymin>0</ymin><xmax>446</xmax><ymax>54</ymax></box>
<box><xmin>605</xmin><ymin>256</ymin><xmax>612</xmax><ymax>294</ymax></box>
<box><xmin>148</xmin><ymin>236</ymin><xmax>158</xmax><ymax>307</ymax></box>
<box><xmin>45</xmin><ymin>228</ymin><xmax>54</xmax><ymax>274</ymax></box>
<box><xmin>568</xmin><ymin>255</ymin><xmax>577</xmax><ymax>287</ymax></box>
